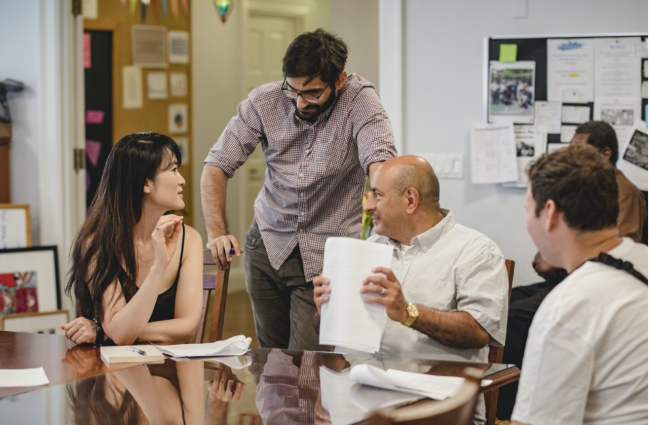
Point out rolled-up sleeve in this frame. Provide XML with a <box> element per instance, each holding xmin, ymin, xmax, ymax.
<box><xmin>456</xmin><ymin>249</ymin><xmax>509</xmax><ymax>346</ymax></box>
<box><xmin>349</xmin><ymin>87</ymin><xmax>397</xmax><ymax>174</ymax></box>
<box><xmin>204</xmin><ymin>96</ymin><xmax>265</xmax><ymax>178</ymax></box>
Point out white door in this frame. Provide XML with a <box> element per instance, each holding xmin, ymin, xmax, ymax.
<box><xmin>239</xmin><ymin>14</ymin><xmax>298</xmax><ymax>237</ymax></box>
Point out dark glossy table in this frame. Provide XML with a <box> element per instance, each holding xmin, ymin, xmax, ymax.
<box><xmin>0</xmin><ymin>331</ymin><xmax>519</xmax><ymax>424</ymax></box>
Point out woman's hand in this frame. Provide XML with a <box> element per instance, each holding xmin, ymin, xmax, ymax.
<box><xmin>209</xmin><ymin>366</ymin><xmax>244</xmax><ymax>403</ymax></box>
<box><xmin>152</xmin><ymin>214</ymin><xmax>183</xmax><ymax>269</ymax></box>
<box><xmin>60</xmin><ymin>317</ymin><xmax>96</xmax><ymax>345</ymax></box>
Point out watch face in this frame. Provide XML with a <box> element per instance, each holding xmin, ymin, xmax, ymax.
<box><xmin>407</xmin><ymin>304</ymin><xmax>419</xmax><ymax>317</ymax></box>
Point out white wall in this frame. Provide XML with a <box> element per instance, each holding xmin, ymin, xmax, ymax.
<box><xmin>0</xmin><ymin>0</ymin><xmax>43</xmax><ymax>243</ymax></box>
<box><xmin>192</xmin><ymin>0</ymin><xmax>330</xmax><ymax>290</ymax></box>
<box><xmin>402</xmin><ymin>0</ymin><xmax>648</xmax><ymax>285</ymax></box>
<box><xmin>330</xmin><ymin>0</ymin><xmax>379</xmax><ymax>89</ymax></box>
<box><xmin>0</xmin><ymin>0</ymin><xmax>79</xmax><ymax>314</ymax></box>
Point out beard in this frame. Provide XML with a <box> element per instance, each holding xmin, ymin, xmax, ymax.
<box><xmin>292</xmin><ymin>87</ymin><xmax>338</xmax><ymax>122</ymax></box>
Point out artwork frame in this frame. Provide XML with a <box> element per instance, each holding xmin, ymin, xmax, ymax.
<box><xmin>0</xmin><ymin>309</ymin><xmax>69</xmax><ymax>335</ymax></box>
<box><xmin>0</xmin><ymin>246</ymin><xmax>60</xmax><ymax>316</ymax></box>
<box><xmin>0</xmin><ymin>204</ymin><xmax>31</xmax><ymax>248</ymax></box>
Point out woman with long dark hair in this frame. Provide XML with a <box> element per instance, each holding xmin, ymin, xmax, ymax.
<box><xmin>61</xmin><ymin>132</ymin><xmax>203</xmax><ymax>345</ymax></box>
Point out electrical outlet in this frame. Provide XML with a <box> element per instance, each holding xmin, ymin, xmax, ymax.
<box><xmin>511</xmin><ymin>0</ymin><xmax>527</xmax><ymax>19</ymax></box>
<box><xmin>417</xmin><ymin>153</ymin><xmax>464</xmax><ymax>179</ymax></box>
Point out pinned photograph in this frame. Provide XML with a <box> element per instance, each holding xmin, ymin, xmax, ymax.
<box><xmin>168</xmin><ymin>104</ymin><xmax>188</xmax><ymax>134</ymax></box>
<box><xmin>618</xmin><ymin>126</ymin><xmax>648</xmax><ymax>191</ymax></box>
<box><xmin>622</xmin><ymin>130</ymin><xmax>648</xmax><ymax>171</ymax></box>
<box><xmin>489</xmin><ymin>61</ymin><xmax>535</xmax><ymax>124</ymax></box>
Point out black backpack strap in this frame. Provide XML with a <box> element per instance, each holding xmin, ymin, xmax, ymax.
<box><xmin>588</xmin><ymin>253</ymin><xmax>648</xmax><ymax>285</ymax></box>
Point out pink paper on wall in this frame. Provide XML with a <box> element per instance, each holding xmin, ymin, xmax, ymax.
<box><xmin>86</xmin><ymin>110</ymin><xmax>104</xmax><ymax>124</ymax></box>
<box><xmin>86</xmin><ymin>140</ymin><xmax>102</xmax><ymax>167</ymax></box>
<box><xmin>83</xmin><ymin>33</ymin><xmax>91</xmax><ymax>69</ymax></box>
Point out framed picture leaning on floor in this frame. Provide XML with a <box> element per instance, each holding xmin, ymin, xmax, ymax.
<box><xmin>0</xmin><ymin>246</ymin><xmax>60</xmax><ymax>316</ymax></box>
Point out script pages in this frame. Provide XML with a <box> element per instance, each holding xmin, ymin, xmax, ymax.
<box><xmin>319</xmin><ymin>237</ymin><xmax>393</xmax><ymax>353</ymax></box>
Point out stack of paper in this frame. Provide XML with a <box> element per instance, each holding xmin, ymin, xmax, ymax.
<box><xmin>0</xmin><ymin>367</ymin><xmax>49</xmax><ymax>387</ymax></box>
<box><xmin>320</xmin><ymin>367</ymin><xmax>417</xmax><ymax>425</ymax></box>
<box><xmin>319</xmin><ymin>237</ymin><xmax>393</xmax><ymax>353</ymax></box>
<box><xmin>153</xmin><ymin>335</ymin><xmax>252</xmax><ymax>358</ymax></box>
<box><xmin>349</xmin><ymin>364</ymin><xmax>492</xmax><ymax>400</ymax></box>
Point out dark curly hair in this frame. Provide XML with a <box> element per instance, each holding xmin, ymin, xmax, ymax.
<box><xmin>282</xmin><ymin>28</ymin><xmax>348</xmax><ymax>86</ymax></box>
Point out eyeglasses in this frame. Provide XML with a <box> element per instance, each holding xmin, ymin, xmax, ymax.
<box><xmin>281</xmin><ymin>80</ymin><xmax>328</xmax><ymax>104</ymax></box>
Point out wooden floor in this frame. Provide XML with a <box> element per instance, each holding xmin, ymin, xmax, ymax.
<box><xmin>221</xmin><ymin>290</ymin><xmax>259</xmax><ymax>347</ymax></box>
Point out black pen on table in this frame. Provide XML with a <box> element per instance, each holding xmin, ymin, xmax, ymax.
<box><xmin>128</xmin><ymin>346</ymin><xmax>146</xmax><ymax>356</ymax></box>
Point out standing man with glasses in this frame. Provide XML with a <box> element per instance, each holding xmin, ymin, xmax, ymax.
<box><xmin>201</xmin><ymin>29</ymin><xmax>396</xmax><ymax>350</ymax></box>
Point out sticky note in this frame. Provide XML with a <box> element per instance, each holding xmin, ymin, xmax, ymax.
<box><xmin>83</xmin><ymin>33</ymin><xmax>91</xmax><ymax>69</ymax></box>
<box><xmin>85</xmin><ymin>140</ymin><xmax>102</xmax><ymax>167</ymax></box>
<box><xmin>499</xmin><ymin>44</ymin><xmax>517</xmax><ymax>62</ymax></box>
<box><xmin>86</xmin><ymin>110</ymin><xmax>104</xmax><ymax>124</ymax></box>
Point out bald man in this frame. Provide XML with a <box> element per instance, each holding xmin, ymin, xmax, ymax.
<box><xmin>314</xmin><ymin>156</ymin><xmax>509</xmax><ymax>423</ymax></box>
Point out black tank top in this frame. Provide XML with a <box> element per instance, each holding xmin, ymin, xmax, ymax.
<box><xmin>145</xmin><ymin>223</ymin><xmax>186</xmax><ymax>322</ymax></box>
<box><xmin>101</xmin><ymin>224</ymin><xmax>186</xmax><ymax>345</ymax></box>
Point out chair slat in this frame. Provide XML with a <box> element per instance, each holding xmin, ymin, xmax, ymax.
<box><xmin>197</xmin><ymin>249</ymin><xmax>230</xmax><ymax>344</ymax></box>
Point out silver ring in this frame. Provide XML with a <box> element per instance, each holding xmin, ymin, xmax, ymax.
<box><xmin>380</xmin><ymin>287</ymin><xmax>387</xmax><ymax>296</ymax></box>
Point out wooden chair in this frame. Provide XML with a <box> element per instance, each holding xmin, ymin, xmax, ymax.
<box><xmin>365</xmin><ymin>368</ymin><xmax>484</xmax><ymax>425</ymax></box>
<box><xmin>484</xmin><ymin>259</ymin><xmax>515</xmax><ymax>425</ymax></box>
<box><xmin>195</xmin><ymin>249</ymin><xmax>230</xmax><ymax>344</ymax></box>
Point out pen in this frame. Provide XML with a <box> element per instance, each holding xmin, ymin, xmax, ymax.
<box><xmin>128</xmin><ymin>346</ymin><xmax>146</xmax><ymax>356</ymax></box>
<box><xmin>228</xmin><ymin>248</ymin><xmax>235</xmax><ymax>255</ymax></box>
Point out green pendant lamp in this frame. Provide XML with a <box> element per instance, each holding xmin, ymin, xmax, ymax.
<box><xmin>214</xmin><ymin>0</ymin><xmax>234</xmax><ymax>24</ymax></box>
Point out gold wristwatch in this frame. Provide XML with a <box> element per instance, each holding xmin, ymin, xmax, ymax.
<box><xmin>402</xmin><ymin>303</ymin><xmax>419</xmax><ymax>327</ymax></box>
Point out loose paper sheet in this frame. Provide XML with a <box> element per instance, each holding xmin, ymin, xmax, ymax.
<box><xmin>504</xmin><ymin>125</ymin><xmax>547</xmax><ymax>188</ymax></box>
<box><xmin>319</xmin><ymin>366</ymin><xmax>417</xmax><ymax>425</ymax></box>
<box><xmin>534</xmin><ymin>101</ymin><xmax>562</xmax><ymax>133</ymax></box>
<box><xmin>0</xmin><ymin>367</ymin><xmax>49</xmax><ymax>387</ymax></box>
<box><xmin>595</xmin><ymin>38</ymin><xmax>642</xmax><ymax>99</ymax></box>
<box><xmin>170</xmin><ymin>72</ymin><xmax>188</xmax><ymax>97</ymax></box>
<box><xmin>547</xmin><ymin>39</ymin><xmax>594</xmax><ymax>102</ymax></box>
<box><xmin>593</xmin><ymin>97</ymin><xmax>639</xmax><ymax>147</ymax></box>
<box><xmin>470</xmin><ymin>122</ymin><xmax>518</xmax><ymax>184</ymax></box>
<box><xmin>618</xmin><ymin>125</ymin><xmax>648</xmax><ymax>190</ymax></box>
<box><xmin>349</xmin><ymin>364</ymin><xmax>493</xmax><ymax>401</ymax></box>
<box><xmin>147</xmin><ymin>72</ymin><xmax>168</xmax><ymax>99</ymax></box>
<box><xmin>560</xmin><ymin>125</ymin><xmax>578</xmax><ymax>143</ymax></box>
<box><xmin>561</xmin><ymin>105</ymin><xmax>591</xmax><ymax>124</ymax></box>
<box><xmin>123</xmin><ymin>66</ymin><xmax>143</xmax><ymax>109</ymax></box>
<box><xmin>0</xmin><ymin>209</ymin><xmax>27</xmax><ymax>248</ymax></box>
<box><xmin>319</xmin><ymin>238</ymin><xmax>393</xmax><ymax>353</ymax></box>
<box><xmin>168</xmin><ymin>31</ymin><xmax>189</xmax><ymax>64</ymax></box>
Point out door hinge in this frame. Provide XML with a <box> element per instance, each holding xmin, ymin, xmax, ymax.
<box><xmin>72</xmin><ymin>0</ymin><xmax>82</xmax><ymax>16</ymax></box>
<box><xmin>73</xmin><ymin>148</ymin><xmax>85</xmax><ymax>172</ymax></box>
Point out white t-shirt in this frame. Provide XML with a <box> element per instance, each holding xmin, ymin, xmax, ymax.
<box><xmin>512</xmin><ymin>238</ymin><xmax>648</xmax><ymax>425</ymax></box>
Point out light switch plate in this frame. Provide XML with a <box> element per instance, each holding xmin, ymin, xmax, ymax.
<box><xmin>511</xmin><ymin>0</ymin><xmax>527</xmax><ymax>19</ymax></box>
<box><xmin>417</xmin><ymin>153</ymin><xmax>464</xmax><ymax>179</ymax></box>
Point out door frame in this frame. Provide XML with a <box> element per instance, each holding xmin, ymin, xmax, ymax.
<box><xmin>37</xmin><ymin>0</ymin><xmax>86</xmax><ymax>314</ymax></box>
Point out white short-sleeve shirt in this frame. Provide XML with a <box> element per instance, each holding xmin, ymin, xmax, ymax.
<box><xmin>512</xmin><ymin>238</ymin><xmax>648</xmax><ymax>425</ymax></box>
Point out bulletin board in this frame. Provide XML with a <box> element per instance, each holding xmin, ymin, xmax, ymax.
<box><xmin>484</xmin><ymin>33</ymin><xmax>647</xmax><ymax>146</ymax></box>
<box><xmin>84</xmin><ymin>1</ymin><xmax>194</xmax><ymax>225</ymax></box>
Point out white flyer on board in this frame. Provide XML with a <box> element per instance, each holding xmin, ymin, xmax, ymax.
<box><xmin>504</xmin><ymin>125</ymin><xmax>547</xmax><ymax>188</ymax></box>
<box><xmin>534</xmin><ymin>101</ymin><xmax>562</xmax><ymax>134</ymax></box>
<box><xmin>547</xmin><ymin>39</ymin><xmax>594</xmax><ymax>102</ymax></box>
<box><xmin>595</xmin><ymin>38</ymin><xmax>642</xmax><ymax>99</ymax></box>
<box><xmin>471</xmin><ymin>122</ymin><xmax>518</xmax><ymax>184</ymax></box>
<box><xmin>593</xmin><ymin>97</ymin><xmax>639</xmax><ymax>147</ymax></box>
<box><xmin>618</xmin><ymin>125</ymin><xmax>648</xmax><ymax>191</ymax></box>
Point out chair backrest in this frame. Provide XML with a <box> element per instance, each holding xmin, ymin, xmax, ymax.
<box><xmin>366</xmin><ymin>367</ymin><xmax>483</xmax><ymax>425</ymax></box>
<box><xmin>484</xmin><ymin>259</ymin><xmax>515</xmax><ymax>425</ymax></box>
<box><xmin>195</xmin><ymin>249</ymin><xmax>230</xmax><ymax>344</ymax></box>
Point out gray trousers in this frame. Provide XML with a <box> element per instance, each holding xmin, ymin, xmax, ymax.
<box><xmin>244</xmin><ymin>220</ymin><xmax>329</xmax><ymax>351</ymax></box>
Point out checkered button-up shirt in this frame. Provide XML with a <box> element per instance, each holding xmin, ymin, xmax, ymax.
<box><xmin>205</xmin><ymin>73</ymin><xmax>396</xmax><ymax>281</ymax></box>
